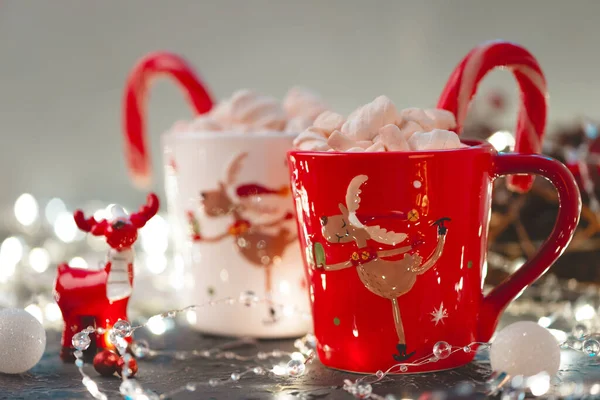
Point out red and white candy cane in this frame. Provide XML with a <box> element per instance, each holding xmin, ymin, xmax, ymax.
<box><xmin>437</xmin><ymin>40</ymin><xmax>548</xmax><ymax>193</ymax></box>
<box><xmin>123</xmin><ymin>52</ymin><xmax>215</xmax><ymax>188</ymax></box>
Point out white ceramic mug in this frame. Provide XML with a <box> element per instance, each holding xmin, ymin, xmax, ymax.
<box><xmin>162</xmin><ymin>131</ymin><xmax>311</xmax><ymax>338</ymax></box>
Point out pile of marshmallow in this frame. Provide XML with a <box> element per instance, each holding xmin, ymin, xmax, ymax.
<box><xmin>170</xmin><ymin>87</ymin><xmax>328</xmax><ymax>134</ymax></box>
<box><xmin>293</xmin><ymin>96</ymin><xmax>464</xmax><ymax>152</ymax></box>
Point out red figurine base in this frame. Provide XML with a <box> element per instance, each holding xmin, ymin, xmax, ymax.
<box><xmin>54</xmin><ymin>193</ymin><xmax>159</xmax><ymax>361</ymax></box>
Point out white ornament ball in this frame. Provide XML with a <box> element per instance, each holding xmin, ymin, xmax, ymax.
<box><xmin>490</xmin><ymin>321</ymin><xmax>560</xmax><ymax>377</ymax></box>
<box><xmin>0</xmin><ymin>308</ymin><xmax>46</xmax><ymax>374</ymax></box>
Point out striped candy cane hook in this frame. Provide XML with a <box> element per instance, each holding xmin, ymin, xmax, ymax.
<box><xmin>437</xmin><ymin>40</ymin><xmax>548</xmax><ymax>193</ymax></box>
<box><xmin>123</xmin><ymin>52</ymin><xmax>215</xmax><ymax>188</ymax></box>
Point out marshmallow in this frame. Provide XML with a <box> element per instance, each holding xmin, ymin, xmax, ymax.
<box><xmin>328</xmin><ymin>130</ymin><xmax>356</xmax><ymax>151</ymax></box>
<box><xmin>341</xmin><ymin>96</ymin><xmax>399</xmax><ymax>141</ymax></box>
<box><xmin>210</xmin><ymin>101</ymin><xmax>232</xmax><ymax>125</ymax></box>
<box><xmin>283</xmin><ymin>87</ymin><xmax>329</xmax><ymax>120</ymax></box>
<box><xmin>378</xmin><ymin>124</ymin><xmax>410</xmax><ymax>151</ymax></box>
<box><xmin>229</xmin><ymin>91</ymin><xmax>287</xmax><ymax>130</ymax></box>
<box><xmin>285</xmin><ymin>116</ymin><xmax>313</xmax><ymax>133</ymax></box>
<box><xmin>365</xmin><ymin>142</ymin><xmax>385</xmax><ymax>152</ymax></box>
<box><xmin>313</xmin><ymin>111</ymin><xmax>345</xmax><ymax>133</ymax></box>
<box><xmin>356</xmin><ymin>140</ymin><xmax>374</xmax><ymax>149</ymax></box>
<box><xmin>401</xmin><ymin>107</ymin><xmax>457</xmax><ymax>132</ymax></box>
<box><xmin>398</xmin><ymin>120</ymin><xmax>425</xmax><ymax>141</ymax></box>
<box><xmin>170</xmin><ymin>121</ymin><xmax>191</xmax><ymax>134</ymax></box>
<box><xmin>408</xmin><ymin>129</ymin><xmax>462</xmax><ymax>151</ymax></box>
<box><xmin>251</xmin><ymin>112</ymin><xmax>287</xmax><ymax>131</ymax></box>
<box><xmin>293</xmin><ymin>96</ymin><xmax>465</xmax><ymax>153</ymax></box>
<box><xmin>424</xmin><ymin>109</ymin><xmax>457</xmax><ymax>130</ymax></box>
<box><xmin>189</xmin><ymin>116</ymin><xmax>222</xmax><ymax>132</ymax></box>
<box><xmin>169</xmin><ymin>88</ymin><xmax>327</xmax><ymax>135</ymax></box>
<box><xmin>293</xmin><ymin>127</ymin><xmax>331</xmax><ymax>151</ymax></box>
<box><xmin>400</xmin><ymin>108</ymin><xmax>436</xmax><ymax>131</ymax></box>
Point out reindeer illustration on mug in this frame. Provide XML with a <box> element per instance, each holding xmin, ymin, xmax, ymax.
<box><xmin>314</xmin><ymin>175</ymin><xmax>450</xmax><ymax>361</ymax></box>
<box><xmin>187</xmin><ymin>152</ymin><xmax>296</xmax><ymax>322</ymax></box>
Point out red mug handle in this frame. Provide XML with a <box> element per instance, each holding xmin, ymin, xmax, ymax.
<box><xmin>477</xmin><ymin>153</ymin><xmax>581</xmax><ymax>341</ymax></box>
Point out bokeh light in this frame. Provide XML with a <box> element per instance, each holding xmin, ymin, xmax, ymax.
<box><xmin>145</xmin><ymin>254</ymin><xmax>167</xmax><ymax>274</ymax></box>
<box><xmin>44</xmin><ymin>303</ymin><xmax>62</xmax><ymax>322</ymax></box>
<box><xmin>29</xmin><ymin>247</ymin><xmax>50</xmax><ymax>273</ymax></box>
<box><xmin>25</xmin><ymin>304</ymin><xmax>44</xmax><ymax>324</ymax></box>
<box><xmin>1</xmin><ymin>236</ymin><xmax>24</xmax><ymax>265</ymax></box>
<box><xmin>488</xmin><ymin>130</ymin><xmax>516</xmax><ymax>151</ymax></box>
<box><xmin>575</xmin><ymin>304</ymin><xmax>596</xmax><ymax>321</ymax></box>
<box><xmin>14</xmin><ymin>193</ymin><xmax>39</xmax><ymax>227</ymax></box>
<box><xmin>147</xmin><ymin>316</ymin><xmax>166</xmax><ymax>335</ymax></box>
<box><xmin>54</xmin><ymin>212</ymin><xmax>78</xmax><ymax>243</ymax></box>
<box><xmin>69</xmin><ymin>256</ymin><xmax>88</xmax><ymax>269</ymax></box>
<box><xmin>45</xmin><ymin>198</ymin><xmax>66</xmax><ymax>225</ymax></box>
<box><xmin>140</xmin><ymin>215</ymin><xmax>169</xmax><ymax>255</ymax></box>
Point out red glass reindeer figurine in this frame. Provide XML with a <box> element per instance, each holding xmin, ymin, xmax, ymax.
<box><xmin>54</xmin><ymin>193</ymin><xmax>159</xmax><ymax>360</ymax></box>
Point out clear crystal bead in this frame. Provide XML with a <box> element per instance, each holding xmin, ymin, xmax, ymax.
<box><xmin>75</xmin><ymin>359</ymin><xmax>84</xmax><ymax>368</ymax></box>
<box><xmin>253</xmin><ymin>366</ymin><xmax>266</xmax><ymax>375</ymax></box>
<box><xmin>186</xmin><ymin>383</ymin><xmax>197</xmax><ymax>392</ymax></box>
<box><xmin>257</xmin><ymin>351</ymin><xmax>268</xmax><ymax>360</ymax></box>
<box><xmin>400</xmin><ymin>365</ymin><xmax>408</xmax><ymax>372</ymax></box>
<box><xmin>72</xmin><ymin>332</ymin><xmax>91</xmax><ymax>351</ymax></box>
<box><xmin>167</xmin><ymin>311</ymin><xmax>176</xmax><ymax>318</ymax></box>
<box><xmin>583</xmin><ymin>338</ymin><xmax>600</xmax><ymax>357</ymax></box>
<box><xmin>354</xmin><ymin>382</ymin><xmax>372</xmax><ymax>399</ymax></box>
<box><xmin>112</xmin><ymin>320</ymin><xmax>132</xmax><ymax>338</ymax></box>
<box><xmin>305</xmin><ymin>333</ymin><xmax>317</xmax><ymax>349</ymax></box>
<box><xmin>208</xmin><ymin>378</ymin><xmax>219</xmax><ymax>387</ymax></box>
<box><xmin>375</xmin><ymin>370</ymin><xmax>384</xmax><ymax>379</ymax></box>
<box><xmin>286</xmin><ymin>359</ymin><xmax>306</xmax><ymax>377</ymax></box>
<box><xmin>224</xmin><ymin>351</ymin><xmax>235</xmax><ymax>359</ymax></box>
<box><xmin>74</xmin><ymin>350</ymin><xmax>83</xmax><ymax>359</ymax></box>
<box><xmin>131</xmin><ymin>340</ymin><xmax>150</xmax><ymax>358</ymax></box>
<box><xmin>119</xmin><ymin>379</ymin><xmax>141</xmax><ymax>396</ymax></box>
<box><xmin>433</xmin><ymin>341</ymin><xmax>452</xmax><ymax>359</ymax></box>
<box><xmin>573</xmin><ymin>323</ymin><xmax>589</xmax><ymax>339</ymax></box>
<box><xmin>230</xmin><ymin>372</ymin><xmax>241</xmax><ymax>381</ymax></box>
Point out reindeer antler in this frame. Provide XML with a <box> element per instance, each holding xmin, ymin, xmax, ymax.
<box><xmin>226</xmin><ymin>152</ymin><xmax>249</xmax><ymax>186</ymax></box>
<box><xmin>345</xmin><ymin>175</ymin><xmax>407</xmax><ymax>246</ymax></box>
<box><xmin>130</xmin><ymin>193</ymin><xmax>160</xmax><ymax>228</ymax></box>
<box><xmin>73</xmin><ymin>211</ymin><xmax>108</xmax><ymax>236</ymax></box>
<box><xmin>346</xmin><ymin>175</ymin><xmax>368</xmax><ymax>227</ymax></box>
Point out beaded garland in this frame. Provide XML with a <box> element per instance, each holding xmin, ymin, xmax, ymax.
<box><xmin>69</xmin><ymin>291</ymin><xmax>600</xmax><ymax>400</ymax></box>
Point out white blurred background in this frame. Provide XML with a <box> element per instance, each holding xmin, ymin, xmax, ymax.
<box><xmin>0</xmin><ymin>0</ymin><xmax>599</xmax><ymax>208</ymax></box>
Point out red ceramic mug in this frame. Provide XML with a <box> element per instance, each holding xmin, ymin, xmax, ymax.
<box><xmin>288</xmin><ymin>140</ymin><xmax>580</xmax><ymax>373</ymax></box>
